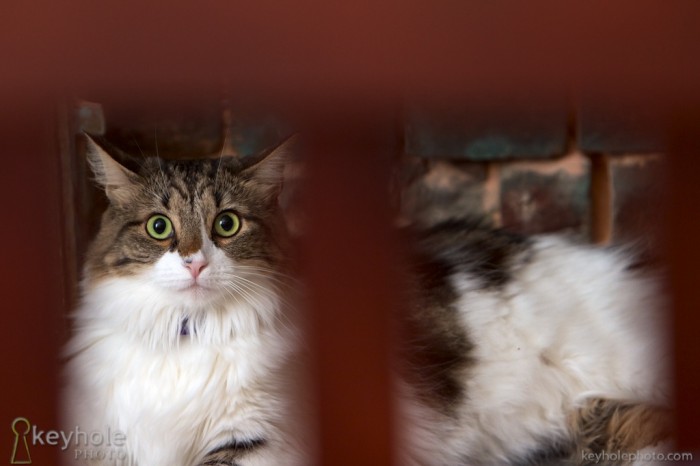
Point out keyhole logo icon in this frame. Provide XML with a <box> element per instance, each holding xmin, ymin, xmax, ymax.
<box><xmin>10</xmin><ymin>417</ymin><xmax>32</xmax><ymax>464</ymax></box>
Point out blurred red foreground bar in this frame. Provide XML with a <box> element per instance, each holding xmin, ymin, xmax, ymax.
<box><xmin>1</xmin><ymin>2</ymin><xmax>700</xmax><ymax>464</ymax></box>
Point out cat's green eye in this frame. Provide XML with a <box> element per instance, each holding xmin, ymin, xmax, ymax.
<box><xmin>214</xmin><ymin>211</ymin><xmax>241</xmax><ymax>238</ymax></box>
<box><xmin>146</xmin><ymin>215</ymin><xmax>173</xmax><ymax>240</ymax></box>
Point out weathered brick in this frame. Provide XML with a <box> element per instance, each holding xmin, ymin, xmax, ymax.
<box><xmin>578</xmin><ymin>99</ymin><xmax>668</xmax><ymax>154</ymax></box>
<box><xmin>92</xmin><ymin>95</ymin><xmax>291</xmax><ymax>159</ymax></box>
<box><xmin>500</xmin><ymin>152</ymin><xmax>590</xmax><ymax>236</ymax></box>
<box><xmin>404</xmin><ymin>100</ymin><xmax>568</xmax><ymax>161</ymax></box>
<box><xmin>608</xmin><ymin>154</ymin><xmax>665</xmax><ymax>255</ymax></box>
<box><xmin>400</xmin><ymin>159</ymin><xmax>498</xmax><ymax>226</ymax></box>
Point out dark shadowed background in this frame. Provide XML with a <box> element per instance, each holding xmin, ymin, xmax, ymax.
<box><xmin>1</xmin><ymin>2</ymin><xmax>700</xmax><ymax>464</ymax></box>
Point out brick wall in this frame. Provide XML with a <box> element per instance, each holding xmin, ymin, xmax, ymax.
<box><xmin>70</xmin><ymin>96</ymin><xmax>666</xmax><ymax>268</ymax></box>
<box><xmin>400</xmin><ymin>98</ymin><xmax>667</xmax><ymax>261</ymax></box>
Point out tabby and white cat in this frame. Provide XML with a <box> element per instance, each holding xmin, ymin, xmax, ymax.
<box><xmin>64</xmin><ymin>135</ymin><xmax>670</xmax><ymax>466</ymax></box>
<box><xmin>64</xmin><ymin>136</ymin><xmax>306</xmax><ymax>466</ymax></box>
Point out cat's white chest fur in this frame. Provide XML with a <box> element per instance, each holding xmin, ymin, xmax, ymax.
<box><xmin>64</xmin><ymin>279</ymin><xmax>296</xmax><ymax>466</ymax></box>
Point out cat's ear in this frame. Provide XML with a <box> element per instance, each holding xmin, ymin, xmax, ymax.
<box><xmin>84</xmin><ymin>134</ymin><xmax>140</xmax><ymax>204</ymax></box>
<box><xmin>242</xmin><ymin>134</ymin><xmax>297</xmax><ymax>199</ymax></box>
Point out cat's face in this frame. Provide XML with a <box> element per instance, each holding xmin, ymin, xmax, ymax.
<box><xmin>84</xmin><ymin>136</ymin><xmax>291</xmax><ymax>309</ymax></box>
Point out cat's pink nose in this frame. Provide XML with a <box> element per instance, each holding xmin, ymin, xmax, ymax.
<box><xmin>184</xmin><ymin>258</ymin><xmax>208</xmax><ymax>279</ymax></box>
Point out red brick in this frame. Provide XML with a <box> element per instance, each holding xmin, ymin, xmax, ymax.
<box><xmin>400</xmin><ymin>159</ymin><xmax>498</xmax><ymax>226</ymax></box>
<box><xmin>500</xmin><ymin>152</ymin><xmax>590</xmax><ymax>236</ymax></box>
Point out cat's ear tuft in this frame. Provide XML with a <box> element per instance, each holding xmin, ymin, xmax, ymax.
<box><xmin>84</xmin><ymin>133</ymin><xmax>139</xmax><ymax>204</ymax></box>
<box><xmin>242</xmin><ymin>134</ymin><xmax>298</xmax><ymax>199</ymax></box>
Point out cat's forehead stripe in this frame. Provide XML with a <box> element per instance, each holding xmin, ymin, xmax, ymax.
<box><xmin>160</xmin><ymin>190</ymin><xmax>170</xmax><ymax>209</ymax></box>
<box><xmin>159</xmin><ymin>161</ymin><xmax>223</xmax><ymax>212</ymax></box>
<box><xmin>169</xmin><ymin>178</ymin><xmax>190</xmax><ymax>202</ymax></box>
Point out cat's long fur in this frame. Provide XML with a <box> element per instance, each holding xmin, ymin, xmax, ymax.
<box><xmin>398</xmin><ymin>224</ymin><xmax>670</xmax><ymax>465</ymax></box>
<box><xmin>63</xmin><ymin>135</ymin><xmax>670</xmax><ymax>466</ymax></box>
<box><xmin>63</xmin><ymin>136</ymin><xmax>307</xmax><ymax>466</ymax></box>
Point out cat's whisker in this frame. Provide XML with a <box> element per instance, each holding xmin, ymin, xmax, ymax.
<box><xmin>233</xmin><ymin>265</ymin><xmax>303</xmax><ymax>285</ymax></box>
<box><xmin>221</xmin><ymin>280</ymin><xmax>267</xmax><ymax>310</ymax></box>
<box><xmin>217</xmin><ymin>269</ymin><xmax>300</xmax><ymax>295</ymax></box>
<box><xmin>153</xmin><ymin>127</ymin><xmax>169</xmax><ymax>192</ymax></box>
<box><xmin>233</xmin><ymin>277</ymin><xmax>294</xmax><ymax>309</ymax></box>
<box><xmin>132</xmin><ymin>137</ymin><xmax>146</xmax><ymax>158</ymax></box>
<box><xmin>219</xmin><ymin>282</ymin><xmax>284</xmax><ymax>330</ymax></box>
<box><xmin>217</xmin><ymin>283</ymin><xmax>245</xmax><ymax>308</ymax></box>
<box><xmin>213</xmin><ymin>131</ymin><xmax>229</xmax><ymax>192</ymax></box>
<box><xmin>237</xmin><ymin>273</ymin><xmax>299</xmax><ymax>292</ymax></box>
<box><xmin>219</xmin><ymin>278</ymin><xmax>292</xmax><ymax>330</ymax></box>
<box><xmin>219</xmin><ymin>274</ymin><xmax>296</xmax><ymax>311</ymax></box>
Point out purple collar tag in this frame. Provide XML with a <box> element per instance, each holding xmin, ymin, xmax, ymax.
<box><xmin>180</xmin><ymin>317</ymin><xmax>190</xmax><ymax>336</ymax></box>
